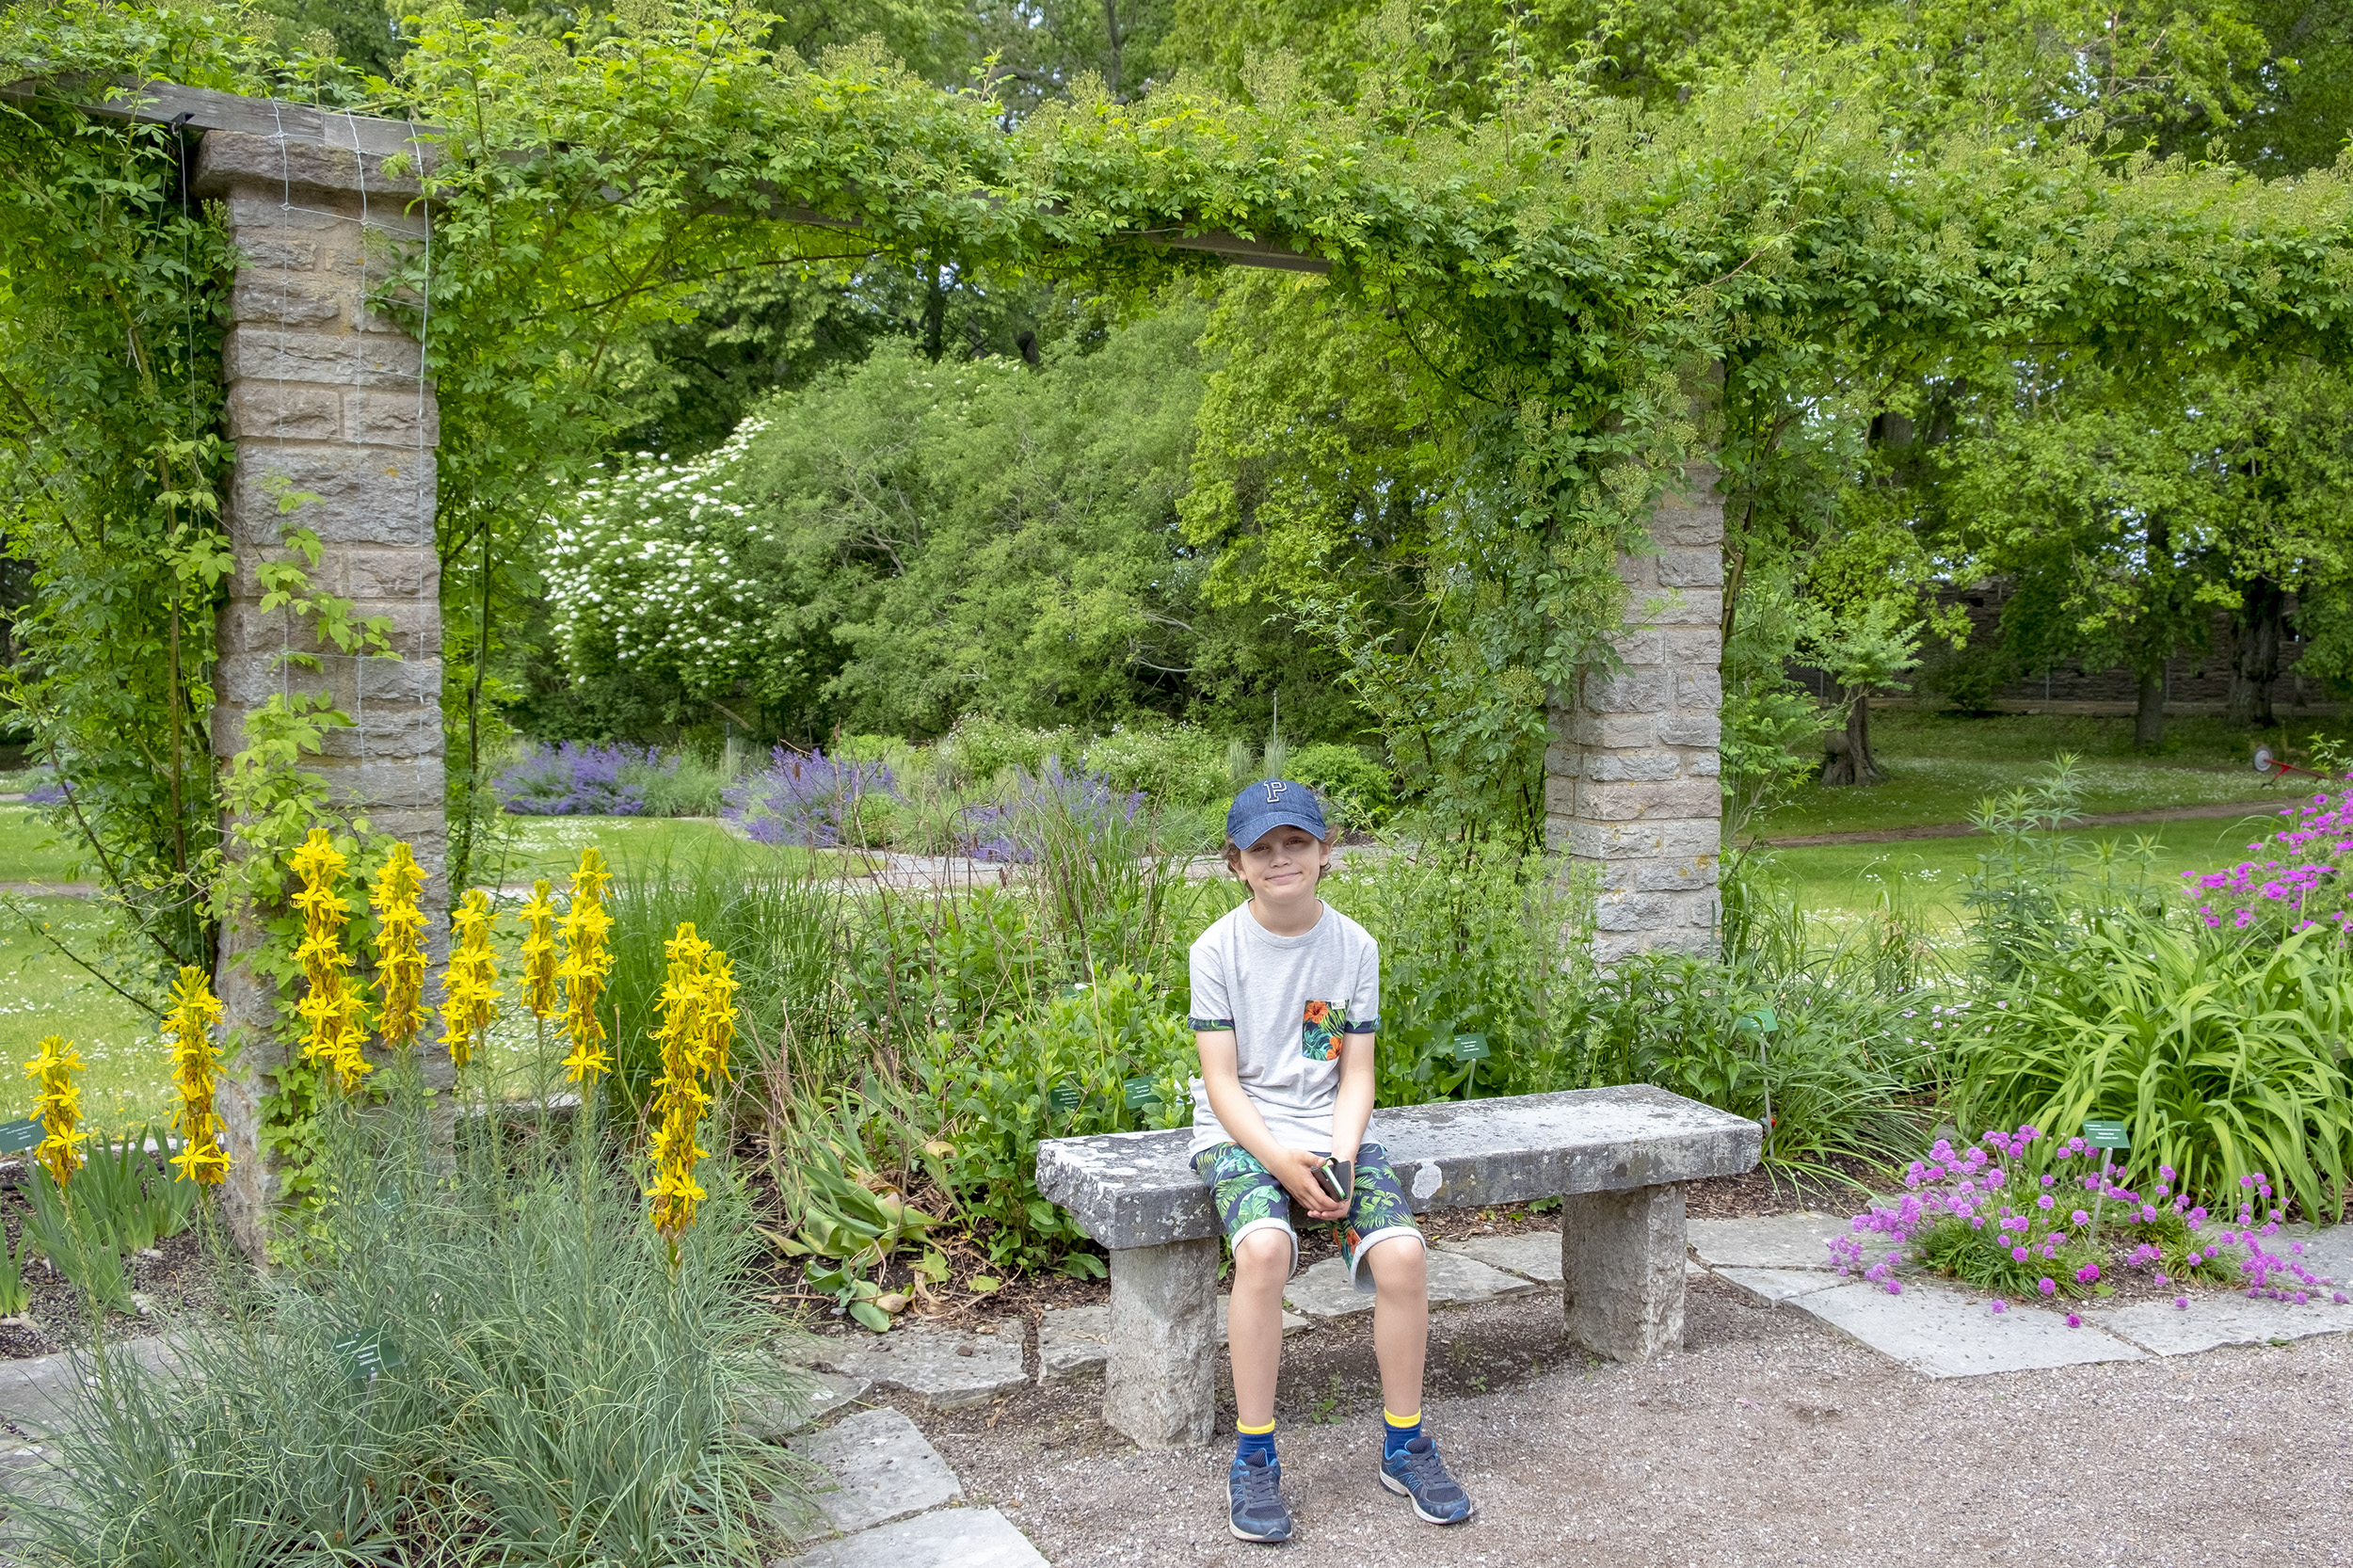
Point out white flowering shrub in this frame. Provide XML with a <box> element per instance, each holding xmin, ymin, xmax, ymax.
<box><xmin>545</xmin><ymin>420</ymin><xmax>769</xmax><ymax>700</ymax></box>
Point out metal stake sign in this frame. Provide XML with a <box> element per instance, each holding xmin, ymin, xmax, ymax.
<box><xmin>2082</xmin><ymin>1119</ymin><xmax>2131</xmax><ymax>1242</ymax></box>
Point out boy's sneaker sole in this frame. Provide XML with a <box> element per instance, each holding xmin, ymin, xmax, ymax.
<box><xmin>1380</xmin><ymin>1464</ymin><xmax>1475</xmax><ymax>1525</ymax></box>
<box><xmin>1230</xmin><ymin>1519</ymin><xmax>1290</xmax><ymax>1543</ymax></box>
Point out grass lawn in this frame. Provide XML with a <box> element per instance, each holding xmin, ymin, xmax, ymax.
<box><xmin>0</xmin><ymin>803</ymin><xmax>92</xmax><ymax>883</ymax></box>
<box><xmin>1755</xmin><ymin>810</ymin><xmax>2292</xmax><ymax>930</ymax></box>
<box><xmin>1750</xmin><ymin>709</ymin><xmax>2311</xmax><ymax>840</ymax></box>
<box><xmin>474</xmin><ymin>814</ymin><xmax>869</xmax><ymax>886</ymax></box>
<box><xmin>0</xmin><ymin>896</ymin><xmax>172</xmax><ymax>1132</ymax></box>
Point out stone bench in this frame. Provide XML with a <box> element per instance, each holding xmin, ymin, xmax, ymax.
<box><xmin>1035</xmin><ymin>1083</ymin><xmax>1760</xmax><ymax>1447</ymax></box>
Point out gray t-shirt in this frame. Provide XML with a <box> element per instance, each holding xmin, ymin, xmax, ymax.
<box><xmin>1186</xmin><ymin>900</ymin><xmax>1381</xmax><ymax>1156</ymax></box>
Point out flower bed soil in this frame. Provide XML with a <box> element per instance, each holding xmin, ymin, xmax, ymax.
<box><xmin>0</xmin><ymin>1159</ymin><xmax>232</xmax><ymax>1359</ymax></box>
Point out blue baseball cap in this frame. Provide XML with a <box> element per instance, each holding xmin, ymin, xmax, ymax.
<box><xmin>1226</xmin><ymin>778</ymin><xmax>1329</xmax><ymax>849</ymax></box>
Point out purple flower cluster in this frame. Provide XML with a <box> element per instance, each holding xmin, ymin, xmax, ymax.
<box><xmin>494</xmin><ymin>742</ymin><xmax>658</xmax><ymax>816</ymax></box>
<box><xmin>958</xmin><ymin>760</ymin><xmax>1143</xmax><ymax>863</ymax></box>
<box><xmin>726</xmin><ymin>746</ymin><xmax>894</xmax><ymax>847</ymax></box>
<box><xmin>1829</xmin><ymin>1126</ymin><xmax>2341</xmax><ymax>1305</ymax></box>
<box><xmin>2182</xmin><ymin>781</ymin><xmax>2353</xmax><ymax>934</ymax></box>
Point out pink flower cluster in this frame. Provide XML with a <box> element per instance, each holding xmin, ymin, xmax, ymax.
<box><xmin>1828</xmin><ymin>1126</ymin><xmax>2340</xmax><ymax>1308</ymax></box>
<box><xmin>2183</xmin><ymin>783</ymin><xmax>2353</xmax><ymax>934</ymax></box>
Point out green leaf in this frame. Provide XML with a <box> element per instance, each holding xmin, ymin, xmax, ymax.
<box><xmin>848</xmin><ymin>1300</ymin><xmax>894</xmax><ymax>1333</ymax></box>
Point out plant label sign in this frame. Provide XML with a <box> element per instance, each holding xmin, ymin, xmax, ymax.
<box><xmin>2083</xmin><ymin>1120</ymin><xmax>2131</xmax><ymax>1151</ymax></box>
<box><xmin>1121</xmin><ymin>1076</ymin><xmax>1159</xmax><ymax>1110</ymax></box>
<box><xmin>1451</xmin><ymin>1032</ymin><xmax>1492</xmax><ymax>1063</ymax></box>
<box><xmin>334</xmin><ymin>1332</ymin><xmax>403</xmax><ymax>1384</ymax></box>
<box><xmin>1048</xmin><ymin>1082</ymin><xmax>1081</xmax><ymax>1112</ymax></box>
<box><xmin>0</xmin><ymin>1120</ymin><xmax>40</xmax><ymax>1154</ymax></box>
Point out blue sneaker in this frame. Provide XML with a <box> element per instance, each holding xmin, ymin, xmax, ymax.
<box><xmin>1380</xmin><ymin>1433</ymin><xmax>1473</xmax><ymax>1525</ymax></box>
<box><xmin>1228</xmin><ymin>1449</ymin><xmax>1292</xmax><ymax>1543</ymax></box>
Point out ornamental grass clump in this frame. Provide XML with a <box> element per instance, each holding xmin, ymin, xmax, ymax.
<box><xmin>369</xmin><ymin>840</ymin><xmax>429</xmax><ymax>1053</ymax></box>
<box><xmin>1830</xmin><ymin>1125</ymin><xmax>2342</xmax><ymax>1305</ymax></box>
<box><xmin>440</xmin><ymin>887</ymin><xmax>501</xmax><ymax>1070</ymax></box>
<box><xmin>15</xmin><ymin>1089</ymin><xmax>815</xmax><ymax>1564</ymax></box>
<box><xmin>290</xmin><ymin>828</ymin><xmax>372</xmax><ymax>1092</ymax></box>
<box><xmin>161</xmin><ymin>966</ymin><xmax>227</xmax><ymax>1185</ymax></box>
<box><xmin>559</xmin><ymin>846</ymin><xmax>617</xmax><ymax>1085</ymax></box>
<box><xmin>25</xmin><ymin>1033</ymin><xmax>86</xmax><ymax>1185</ymax></box>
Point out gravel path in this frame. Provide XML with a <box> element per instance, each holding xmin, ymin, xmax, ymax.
<box><xmin>917</xmin><ymin>1275</ymin><xmax>2353</xmax><ymax>1567</ymax></box>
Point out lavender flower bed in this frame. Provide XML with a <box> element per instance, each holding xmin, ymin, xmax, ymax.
<box><xmin>958</xmin><ymin>760</ymin><xmax>1142</xmax><ymax>863</ymax></box>
<box><xmin>1831</xmin><ymin>1124</ymin><xmax>2344</xmax><ymax>1318</ymax></box>
<box><xmin>725</xmin><ymin>746</ymin><xmax>893</xmax><ymax>847</ymax></box>
<box><xmin>2184</xmin><ymin>781</ymin><xmax>2353</xmax><ymax>934</ymax></box>
<box><xmin>494</xmin><ymin>742</ymin><xmax>659</xmax><ymax>816</ymax></box>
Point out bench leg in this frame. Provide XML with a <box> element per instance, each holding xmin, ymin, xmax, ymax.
<box><xmin>1559</xmin><ymin>1182</ymin><xmax>1686</xmax><ymax>1361</ymax></box>
<box><xmin>1105</xmin><ymin>1237</ymin><xmax>1219</xmax><ymax>1448</ymax></box>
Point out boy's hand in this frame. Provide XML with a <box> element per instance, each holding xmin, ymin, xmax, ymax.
<box><xmin>1273</xmin><ymin>1147</ymin><xmax>1348</xmax><ymax>1221</ymax></box>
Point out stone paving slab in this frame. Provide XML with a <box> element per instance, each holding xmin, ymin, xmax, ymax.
<box><xmin>1038</xmin><ymin>1298</ymin><xmax>1310</xmax><ymax>1384</ymax></box>
<box><xmin>787</xmin><ymin>1407</ymin><xmax>962</xmax><ymax>1538</ymax></box>
<box><xmin>2090</xmin><ymin>1294</ymin><xmax>2353</xmax><ymax>1357</ymax></box>
<box><xmin>1281</xmin><ymin>1247</ymin><xmax>1535</xmax><ymax>1320</ymax></box>
<box><xmin>1433</xmin><ymin>1229</ymin><xmax>1562</xmax><ymax>1285</ymax></box>
<box><xmin>1713</xmin><ymin>1266</ymin><xmax>1849</xmax><ymax>1306</ymax></box>
<box><xmin>741</xmin><ymin>1369</ymin><xmax>872</xmax><ymax>1441</ymax></box>
<box><xmin>1686</xmin><ymin>1212</ymin><xmax>1850</xmax><ymax>1272</ymax></box>
<box><xmin>779</xmin><ymin>1506</ymin><xmax>1047</xmax><ymax>1568</ymax></box>
<box><xmin>1792</xmin><ymin>1281</ymin><xmax>2145</xmax><ymax>1378</ymax></box>
<box><xmin>0</xmin><ymin>1336</ymin><xmax>186</xmax><ymax>1442</ymax></box>
<box><xmin>811</xmin><ymin>1323</ymin><xmax>1026</xmax><ymax>1411</ymax></box>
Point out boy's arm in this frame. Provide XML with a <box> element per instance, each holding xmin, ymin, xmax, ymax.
<box><xmin>1197</xmin><ymin>1029</ymin><xmax>1348</xmax><ymax>1222</ymax></box>
<box><xmin>1330</xmin><ymin>1029</ymin><xmax>1376</xmax><ymax>1170</ymax></box>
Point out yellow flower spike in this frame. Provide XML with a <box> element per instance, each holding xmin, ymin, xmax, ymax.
<box><xmin>557</xmin><ymin>848</ymin><xmax>616</xmax><ymax>1086</ymax></box>
<box><xmin>24</xmin><ymin>1035</ymin><xmax>87</xmax><ymax>1186</ymax></box>
<box><xmin>162</xmin><ymin>966</ymin><xmax>228</xmax><ymax>1185</ymax></box>
<box><xmin>439</xmin><ymin>888</ymin><xmax>501</xmax><ymax>1069</ymax></box>
<box><xmin>520</xmin><ymin>879</ymin><xmax>560</xmax><ymax>1020</ymax></box>
<box><xmin>289</xmin><ymin>827</ymin><xmax>372</xmax><ymax>1093</ymax></box>
<box><xmin>698</xmin><ymin>948</ymin><xmax>737</xmax><ymax>1087</ymax></box>
<box><xmin>647</xmin><ymin>920</ymin><xmax>728</xmax><ymax>1247</ymax></box>
<box><xmin>369</xmin><ymin>842</ymin><xmax>429</xmax><ymax>1053</ymax></box>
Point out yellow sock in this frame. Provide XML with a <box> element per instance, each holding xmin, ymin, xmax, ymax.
<box><xmin>1384</xmin><ymin>1407</ymin><xmax>1422</xmax><ymax>1453</ymax></box>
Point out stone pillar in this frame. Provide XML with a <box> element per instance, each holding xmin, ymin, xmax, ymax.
<box><xmin>1558</xmin><ymin>1182</ymin><xmax>1687</xmax><ymax>1360</ymax></box>
<box><xmin>192</xmin><ymin>123</ymin><xmax>443</xmax><ymax>1256</ymax></box>
<box><xmin>1105</xmin><ymin>1238</ymin><xmax>1220</xmax><ymax>1447</ymax></box>
<box><xmin>1547</xmin><ymin>464</ymin><xmax>1724</xmax><ymax>962</ymax></box>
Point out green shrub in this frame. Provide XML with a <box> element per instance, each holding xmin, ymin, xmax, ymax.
<box><xmin>1286</xmin><ymin>742</ymin><xmax>1393</xmax><ymax>832</ymax></box>
<box><xmin>918</xmin><ymin>968</ymin><xmax>1197</xmax><ymax>1274</ymax></box>
<box><xmin>1081</xmin><ymin>722</ymin><xmax>1230</xmax><ymax>807</ymax></box>
<box><xmin>1955</xmin><ymin>914</ymin><xmax>2353</xmax><ymax>1220</ymax></box>
<box><xmin>937</xmin><ymin>714</ymin><xmax>1074</xmax><ymax>789</ymax></box>
<box><xmin>633</xmin><ymin>747</ymin><xmax>728</xmax><ymax>816</ymax></box>
<box><xmin>1329</xmin><ymin>840</ymin><xmax>1583</xmax><ymax>1103</ymax></box>
<box><xmin>1577</xmin><ymin>948</ymin><xmax>1934</xmax><ymax>1182</ymax></box>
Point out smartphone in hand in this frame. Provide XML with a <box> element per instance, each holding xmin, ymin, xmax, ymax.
<box><xmin>1313</xmin><ymin>1157</ymin><xmax>1352</xmax><ymax>1205</ymax></box>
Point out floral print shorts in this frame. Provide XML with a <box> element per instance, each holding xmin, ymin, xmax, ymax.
<box><xmin>1192</xmin><ymin>1139</ymin><xmax>1422</xmax><ymax>1291</ymax></box>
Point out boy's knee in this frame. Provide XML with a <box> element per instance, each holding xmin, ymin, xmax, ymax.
<box><xmin>1232</xmin><ymin>1228</ymin><xmax>1292</xmax><ymax>1284</ymax></box>
<box><xmin>1369</xmin><ymin>1235</ymin><xmax>1426</xmax><ymax>1290</ymax></box>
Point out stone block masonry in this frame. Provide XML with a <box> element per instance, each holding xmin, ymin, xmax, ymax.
<box><xmin>1548</xmin><ymin>465</ymin><xmax>1725</xmax><ymax>961</ymax></box>
<box><xmin>192</xmin><ymin>122</ymin><xmax>444</xmax><ymax>1257</ymax></box>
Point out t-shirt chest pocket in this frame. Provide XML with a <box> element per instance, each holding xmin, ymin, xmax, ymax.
<box><xmin>1301</xmin><ymin>999</ymin><xmax>1350</xmax><ymax>1062</ymax></box>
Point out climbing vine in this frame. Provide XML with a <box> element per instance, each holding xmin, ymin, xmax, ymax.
<box><xmin>8</xmin><ymin>0</ymin><xmax>2353</xmax><ymax>960</ymax></box>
